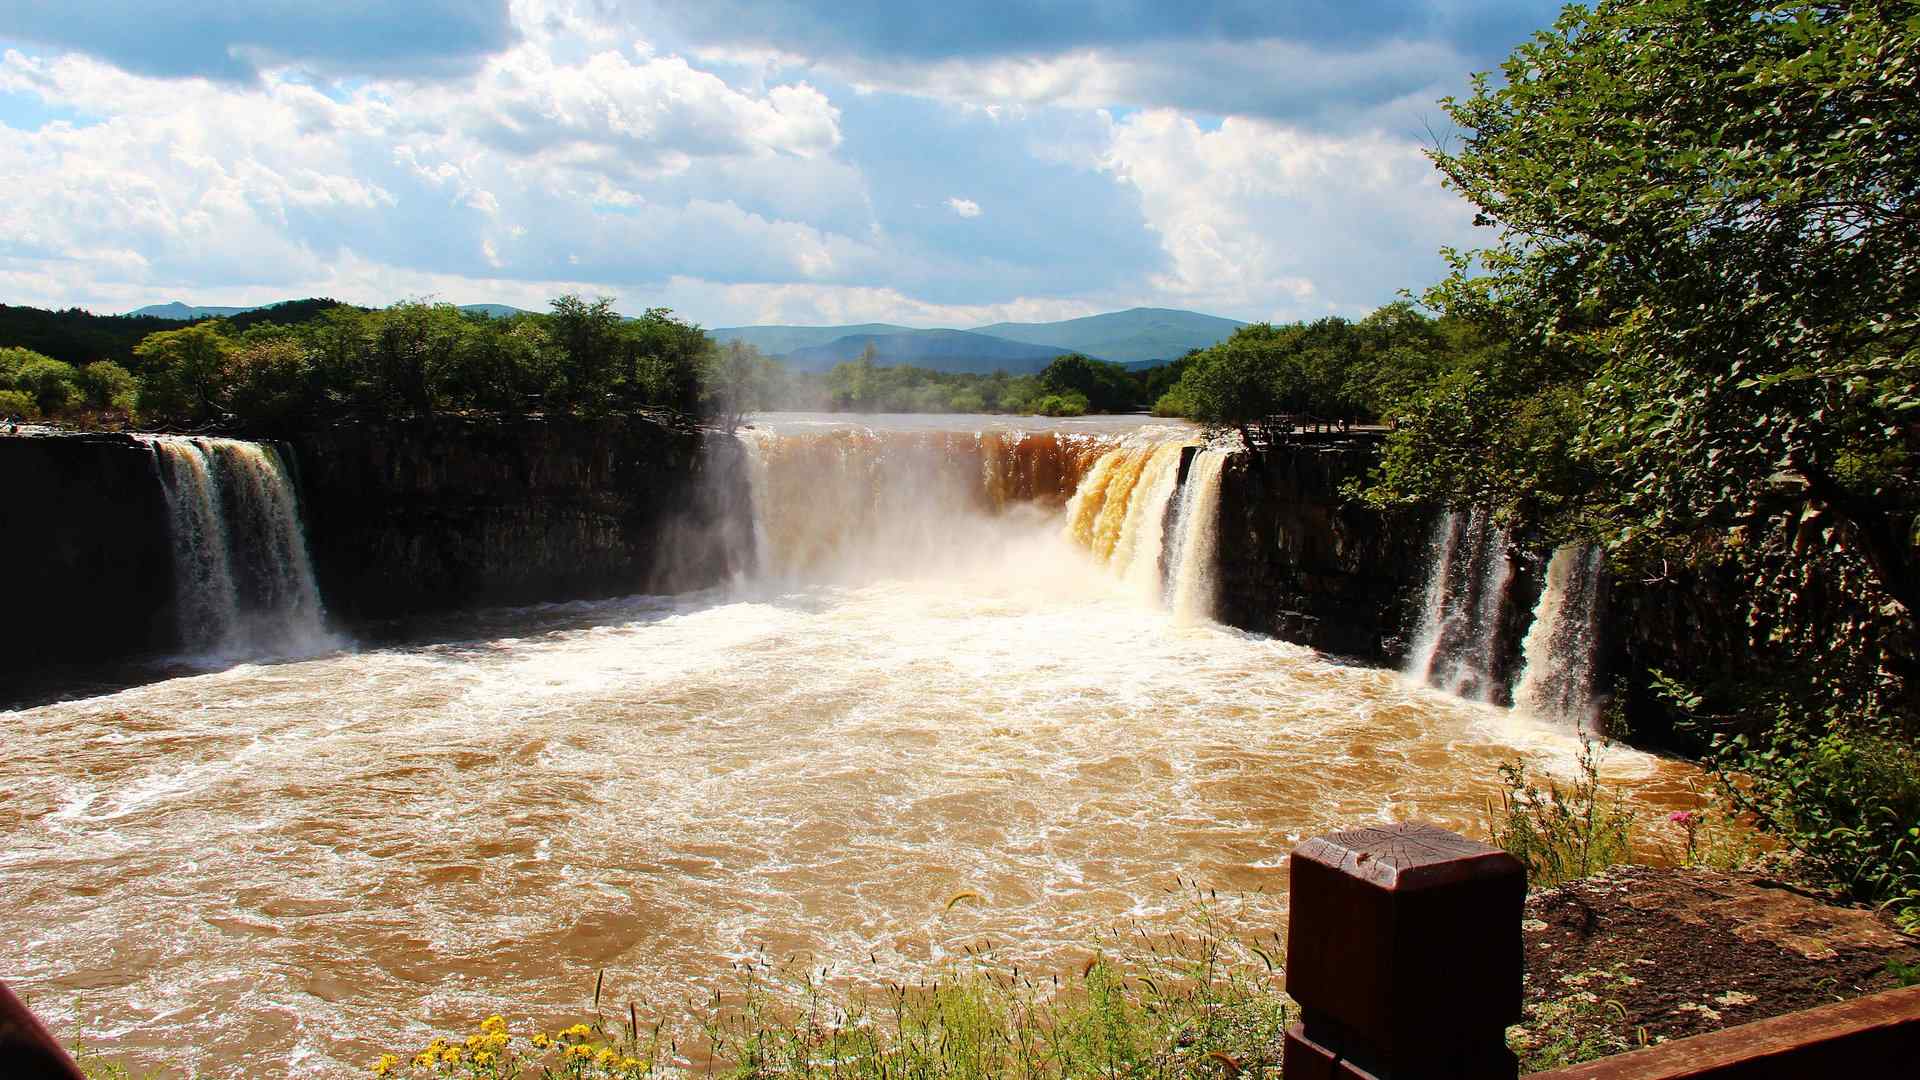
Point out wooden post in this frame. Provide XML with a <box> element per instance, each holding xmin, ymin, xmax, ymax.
<box><xmin>0</xmin><ymin>980</ymin><xmax>86</xmax><ymax>1080</ymax></box>
<box><xmin>1283</xmin><ymin>822</ymin><xmax>1526</xmax><ymax>1079</ymax></box>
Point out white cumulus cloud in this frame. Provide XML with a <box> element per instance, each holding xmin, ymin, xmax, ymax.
<box><xmin>945</xmin><ymin>197</ymin><xmax>982</xmax><ymax>219</ymax></box>
<box><xmin>1098</xmin><ymin>110</ymin><xmax>1478</xmax><ymax>320</ymax></box>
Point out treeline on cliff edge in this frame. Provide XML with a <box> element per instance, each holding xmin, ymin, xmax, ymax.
<box><xmin>0</xmin><ymin>294</ymin><xmax>1487</xmax><ymax>428</ymax></box>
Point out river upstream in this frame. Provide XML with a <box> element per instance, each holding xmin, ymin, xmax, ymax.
<box><xmin>1</xmin><ymin>415</ymin><xmax>1697</xmax><ymax>1076</ymax></box>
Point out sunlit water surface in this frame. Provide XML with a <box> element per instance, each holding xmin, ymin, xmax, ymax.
<box><xmin>3</xmin><ymin>417</ymin><xmax>1698</xmax><ymax>1076</ymax></box>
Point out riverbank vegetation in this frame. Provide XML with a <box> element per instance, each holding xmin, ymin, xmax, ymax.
<box><xmin>1147</xmin><ymin>302</ymin><xmax>1503</xmax><ymax>436</ymax></box>
<box><xmin>753</xmin><ymin>348</ymin><xmax>1159</xmax><ymax>416</ymax></box>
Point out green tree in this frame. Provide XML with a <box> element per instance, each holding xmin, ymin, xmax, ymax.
<box><xmin>225</xmin><ymin>333</ymin><xmax>317</xmax><ymax>429</ymax></box>
<box><xmin>134</xmin><ymin>323</ymin><xmax>236</xmax><ymax>424</ymax></box>
<box><xmin>702</xmin><ymin>339</ymin><xmax>775</xmax><ymax>431</ymax></box>
<box><xmin>621</xmin><ymin>307</ymin><xmax>710</xmax><ymax>414</ymax></box>
<box><xmin>1351</xmin><ymin>302</ymin><xmax>1453</xmax><ymax>418</ymax></box>
<box><xmin>1167</xmin><ymin>324</ymin><xmax>1296</xmax><ymax>446</ymax></box>
<box><xmin>1419</xmin><ymin>0</ymin><xmax>1918</xmax><ymax>603</ymax></box>
<box><xmin>77</xmin><ymin>360</ymin><xmax>138</xmax><ymax>414</ymax></box>
<box><xmin>827</xmin><ymin>346</ymin><xmax>881</xmax><ymax>410</ymax></box>
<box><xmin>364</xmin><ymin>302</ymin><xmax>470</xmax><ymax>415</ymax></box>
<box><xmin>1038</xmin><ymin>353</ymin><xmax>1138</xmax><ymax>413</ymax></box>
<box><xmin>1</xmin><ymin>347</ymin><xmax>80</xmax><ymax>417</ymax></box>
<box><xmin>548</xmin><ymin>295</ymin><xmax>624</xmax><ymax>412</ymax></box>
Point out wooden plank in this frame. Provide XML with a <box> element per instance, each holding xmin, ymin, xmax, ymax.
<box><xmin>1527</xmin><ymin>984</ymin><xmax>1920</xmax><ymax>1079</ymax></box>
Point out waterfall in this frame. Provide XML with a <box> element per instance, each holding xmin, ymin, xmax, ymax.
<box><xmin>1165</xmin><ymin>449</ymin><xmax>1228</xmax><ymax>623</ymax></box>
<box><xmin>1511</xmin><ymin>544</ymin><xmax>1607</xmax><ymax>726</ymax></box>
<box><xmin>1062</xmin><ymin>440</ymin><xmax>1190</xmax><ymax>593</ymax></box>
<box><xmin>145</xmin><ymin>436</ymin><xmax>333</xmax><ymax>660</ymax></box>
<box><xmin>1404</xmin><ymin>508</ymin><xmax>1513</xmax><ymax>703</ymax></box>
<box><xmin>739</xmin><ymin>427</ymin><xmax>1110</xmax><ymax>583</ymax></box>
<box><xmin>1059</xmin><ymin>442</ymin><xmax>1224</xmax><ymax>620</ymax></box>
<box><xmin>1110</xmin><ymin>443</ymin><xmax>1187</xmax><ymax>597</ymax></box>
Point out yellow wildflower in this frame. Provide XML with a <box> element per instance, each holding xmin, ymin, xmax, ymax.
<box><xmin>372</xmin><ymin>1054</ymin><xmax>398</xmax><ymax>1076</ymax></box>
<box><xmin>486</xmin><ymin>1030</ymin><xmax>510</xmax><ymax>1049</ymax></box>
<box><xmin>562</xmin><ymin>1023</ymin><xmax>594</xmax><ymax>1040</ymax></box>
<box><xmin>622</xmin><ymin>1057</ymin><xmax>642</xmax><ymax>1069</ymax></box>
<box><xmin>443</xmin><ymin>1045</ymin><xmax>465</xmax><ymax>1064</ymax></box>
<box><xmin>596</xmin><ymin>1047</ymin><xmax>618</xmax><ymax>1066</ymax></box>
<box><xmin>481</xmin><ymin>1014</ymin><xmax>508</xmax><ymax>1034</ymax></box>
<box><xmin>531</xmin><ymin>1032</ymin><xmax>553</xmax><ymax>1049</ymax></box>
<box><xmin>475</xmin><ymin>1051</ymin><xmax>495</xmax><ymax>1066</ymax></box>
<box><xmin>565</xmin><ymin>1043</ymin><xmax>594</xmax><ymax>1060</ymax></box>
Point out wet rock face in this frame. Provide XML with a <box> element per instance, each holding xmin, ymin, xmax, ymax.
<box><xmin>1211</xmin><ymin>438</ymin><xmax>1432</xmax><ymax>664</ymax></box>
<box><xmin>0</xmin><ymin>418</ymin><xmax>753</xmax><ymax>673</ymax></box>
<box><xmin>0</xmin><ymin>432</ymin><xmax>177</xmax><ymax>668</ymax></box>
<box><xmin>288</xmin><ymin>415</ymin><xmax>754</xmax><ymax>623</ymax></box>
<box><xmin>1208</xmin><ymin>437</ymin><xmax>1742</xmax><ymax>747</ymax></box>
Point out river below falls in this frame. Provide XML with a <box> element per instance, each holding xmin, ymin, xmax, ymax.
<box><xmin>3</xmin><ymin>422</ymin><xmax>1699</xmax><ymax>1077</ymax></box>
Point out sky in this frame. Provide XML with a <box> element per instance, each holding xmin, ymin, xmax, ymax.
<box><xmin>0</xmin><ymin>1</ymin><xmax>1561</xmax><ymax>328</ymax></box>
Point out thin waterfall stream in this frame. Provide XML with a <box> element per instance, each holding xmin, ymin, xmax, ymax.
<box><xmin>1404</xmin><ymin>508</ymin><xmax>1515</xmax><ymax>704</ymax></box>
<box><xmin>143</xmin><ymin>435</ymin><xmax>336</xmax><ymax>661</ymax></box>
<box><xmin>1512</xmin><ymin>544</ymin><xmax>1609</xmax><ymax>727</ymax></box>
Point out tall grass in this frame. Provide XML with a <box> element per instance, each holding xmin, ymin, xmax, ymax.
<box><xmin>362</xmin><ymin>887</ymin><xmax>1293</xmax><ymax>1079</ymax></box>
<box><xmin>1485</xmin><ymin>738</ymin><xmax>1635</xmax><ymax>887</ymax></box>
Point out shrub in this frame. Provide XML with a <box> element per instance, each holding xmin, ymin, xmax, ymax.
<box><xmin>1032</xmin><ymin>392</ymin><xmax>1088</xmax><ymax>418</ymax></box>
<box><xmin>1149</xmin><ymin>387</ymin><xmax>1192</xmax><ymax>418</ymax></box>
<box><xmin>8</xmin><ymin>353</ymin><xmax>80</xmax><ymax>415</ymax></box>
<box><xmin>1485</xmin><ymin>738</ymin><xmax>1635</xmax><ymax>887</ymax></box>
<box><xmin>0</xmin><ymin>388</ymin><xmax>35</xmax><ymax>419</ymax></box>
<box><xmin>1708</xmin><ymin>708</ymin><xmax>1920</xmax><ymax>915</ymax></box>
<box><xmin>78</xmin><ymin>361</ymin><xmax>138</xmax><ymax>414</ymax></box>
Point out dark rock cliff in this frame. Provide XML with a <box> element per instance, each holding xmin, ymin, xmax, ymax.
<box><xmin>1</xmin><ymin>432</ymin><xmax>178</xmax><ymax>669</ymax></box>
<box><xmin>1210</xmin><ymin>436</ymin><xmax>1744</xmax><ymax>746</ymax></box>
<box><xmin>1211</xmin><ymin>436</ymin><xmax>1432</xmax><ymax>664</ymax></box>
<box><xmin>288</xmin><ymin>415</ymin><xmax>752</xmax><ymax>623</ymax></box>
<box><xmin>1</xmin><ymin>417</ymin><xmax>753</xmax><ymax>676</ymax></box>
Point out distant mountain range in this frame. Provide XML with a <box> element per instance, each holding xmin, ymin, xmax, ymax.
<box><xmin>713</xmin><ymin>307</ymin><xmax>1245</xmax><ymax>372</ymax></box>
<box><xmin>782</xmin><ymin>329</ymin><xmax>1069</xmax><ymax>375</ymax></box>
<box><xmin>122</xmin><ymin>301</ymin><xmax>1245</xmax><ymax>374</ymax></box>
<box><xmin>127</xmin><ymin>301</ymin><xmax>262</xmax><ymax>320</ymax></box>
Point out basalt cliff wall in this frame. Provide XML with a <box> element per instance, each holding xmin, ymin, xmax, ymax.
<box><xmin>1210</xmin><ymin>436</ymin><xmax>1741</xmax><ymax>746</ymax></box>
<box><xmin>1210</xmin><ymin>436</ymin><xmax>1429</xmax><ymax>664</ymax></box>
<box><xmin>286</xmin><ymin>415</ymin><xmax>752</xmax><ymax>625</ymax></box>
<box><xmin>1</xmin><ymin>416</ymin><xmax>752</xmax><ymax>674</ymax></box>
<box><xmin>1</xmin><ymin>431</ymin><xmax>179</xmax><ymax>668</ymax></box>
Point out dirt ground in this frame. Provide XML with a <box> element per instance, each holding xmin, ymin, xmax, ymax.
<box><xmin>1520</xmin><ymin>864</ymin><xmax>1919</xmax><ymax>1049</ymax></box>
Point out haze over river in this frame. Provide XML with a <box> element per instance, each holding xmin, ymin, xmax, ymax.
<box><xmin>1</xmin><ymin>415</ymin><xmax>1697</xmax><ymax>1076</ymax></box>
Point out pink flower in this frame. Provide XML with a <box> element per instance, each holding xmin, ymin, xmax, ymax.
<box><xmin>1669</xmin><ymin>810</ymin><xmax>1699</xmax><ymax>825</ymax></box>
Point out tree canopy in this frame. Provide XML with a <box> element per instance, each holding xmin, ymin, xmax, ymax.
<box><xmin>1365</xmin><ymin>0</ymin><xmax>1919</xmax><ymax>909</ymax></box>
<box><xmin>1398</xmin><ymin>0</ymin><xmax>1918</xmax><ymax>600</ymax></box>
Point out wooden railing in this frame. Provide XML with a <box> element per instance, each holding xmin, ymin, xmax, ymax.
<box><xmin>1282</xmin><ymin>822</ymin><xmax>1920</xmax><ymax>1079</ymax></box>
